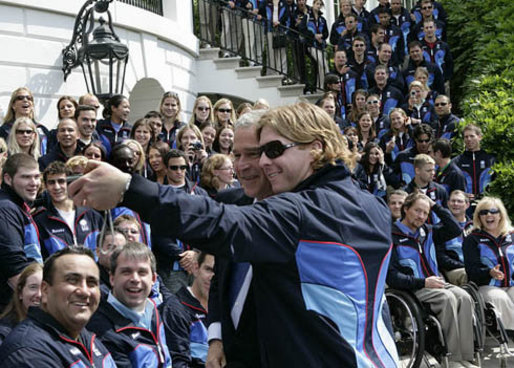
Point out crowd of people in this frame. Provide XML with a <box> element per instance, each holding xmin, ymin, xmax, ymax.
<box><xmin>0</xmin><ymin>1</ymin><xmax>511</xmax><ymax>368</ymax></box>
<box><xmin>198</xmin><ymin>0</ymin><xmax>452</xmax><ymax>95</ymax></box>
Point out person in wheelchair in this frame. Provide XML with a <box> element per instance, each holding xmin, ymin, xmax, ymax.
<box><xmin>436</xmin><ymin>189</ymin><xmax>474</xmax><ymax>286</ymax></box>
<box><xmin>387</xmin><ymin>192</ymin><xmax>479</xmax><ymax>368</ymax></box>
<box><xmin>463</xmin><ymin>196</ymin><xmax>514</xmax><ymax>337</ymax></box>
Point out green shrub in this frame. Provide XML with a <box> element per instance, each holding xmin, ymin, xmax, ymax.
<box><xmin>442</xmin><ymin>0</ymin><xmax>514</xmax><ymax>215</ymax></box>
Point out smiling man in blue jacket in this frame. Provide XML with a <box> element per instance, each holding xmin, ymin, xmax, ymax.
<box><xmin>70</xmin><ymin>103</ymin><xmax>399</xmax><ymax>367</ymax></box>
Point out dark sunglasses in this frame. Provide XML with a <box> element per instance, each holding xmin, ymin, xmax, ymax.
<box><xmin>478</xmin><ymin>208</ymin><xmax>500</xmax><ymax>216</ymax></box>
<box><xmin>434</xmin><ymin>102</ymin><xmax>448</xmax><ymax>107</ymax></box>
<box><xmin>197</xmin><ymin>107</ymin><xmax>210</xmax><ymax>111</ymax></box>
<box><xmin>16</xmin><ymin>95</ymin><xmax>33</xmax><ymax>101</ymax></box>
<box><xmin>16</xmin><ymin>129</ymin><xmax>35</xmax><ymax>135</ymax></box>
<box><xmin>163</xmin><ymin>91</ymin><xmax>178</xmax><ymax>98</ymax></box>
<box><xmin>416</xmin><ymin>138</ymin><xmax>431</xmax><ymax>143</ymax></box>
<box><xmin>168</xmin><ymin>165</ymin><xmax>188</xmax><ymax>171</ymax></box>
<box><xmin>259</xmin><ymin>140</ymin><xmax>300</xmax><ymax>159</ymax></box>
<box><xmin>218</xmin><ymin>108</ymin><xmax>232</xmax><ymax>113</ymax></box>
<box><xmin>422</xmin><ymin>6</ymin><xmax>433</xmax><ymax>10</ymax></box>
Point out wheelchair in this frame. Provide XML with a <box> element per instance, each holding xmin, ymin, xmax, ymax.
<box><xmin>386</xmin><ymin>288</ymin><xmax>451</xmax><ymax>368</ymax></box>
<box><xmin>387</xmin><ymin>283</ymin><xmax>513</xmax><ymax>368</ymax></box>
<box><xmin>461</xmin><ymin>282</ymin><xmax>514</xmax><ymax>368</ymax></box>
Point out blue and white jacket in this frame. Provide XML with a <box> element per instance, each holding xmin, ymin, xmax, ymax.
<box><xmin>387</xmin><ymin>204</ymin><xmax>461</xmax><ymax>290</ymax></box>
<box><xmin>122</xmin><ymin>164</ymin><xmax>399</xmax><ymax>368</ymax></box>
<box><xmin>464</xmin><ymin>230</ymin><xmax>514</xmax><ymax>287</ymax></box>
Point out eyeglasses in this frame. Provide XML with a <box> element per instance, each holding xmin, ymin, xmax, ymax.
<box><xmin>416</xmin><ymin>138</ymin><xmax>431</xmax><ymax>143</ymax></box>
<box><xmin>354</xmin><ymin>44</ymin><xmax>365</xmax><ymax>48</ymax></box>
<box><xmin>422</xmin><ymin>6</ymin><xmax>433</xmax><ymax>10</ymax></box>
<box><xmin>218</xmin><ymin>108</ymin><xmax>232</xmax><ymax>113</ymax></box>
<box><xmin>197</xmin><ymin>106</ymin><xmax>210</xmax><ymax>111</ymax></box>
<box><xmin>435</xmin><ymin>102</ymin><xmax>448</xmax><ymax>107</ymax></box>
<box><xmin>15</xmin><ymin>95</ymin><xmax>33</xmax><ymax>101</ymax></box>
<box><xmin>260</xmin><ymin>140</ymin><xmax>300</xmax><ymax>159</ymax></box>
<box><xmin>168</xmin><ymin>165</ymin><xmax>188</xmax><ymax>171</ymax></box>
<box><xmin>16</xmin><ymin>129</ymin><xmax>34</xmax><ymax>135</ymax></box>
<box><xmin>478</xmin><ymin>208</ymin><xmax>500</xmax><ymax>216</ymax></box>
<box><xmin>367</xmin><ymin>100</ymin><xmax>379</xmax><ymax>105</ymax></box>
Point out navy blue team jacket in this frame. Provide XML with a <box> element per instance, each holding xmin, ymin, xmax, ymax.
<box><xmin>123</xmin><ymin>164</ymin><xmax>399</xmax><ymax>367</ymax></box>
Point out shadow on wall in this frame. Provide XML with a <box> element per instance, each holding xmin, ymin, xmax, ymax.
<box><xmin>28</xmin><ymin>55</ymin><xmax>65</xmax><ymax>126</ymax></box>
<box><xmin>129</xmin><ymin>78</ymin><xmax>165</xmax><ymax>121</ymax></box>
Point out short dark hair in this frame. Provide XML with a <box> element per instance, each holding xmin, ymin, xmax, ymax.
<box><xmin>401</xmin><ymin>192</ymin><xmax>431</xmax><ymax>218</ymax></box>
<box><xmin>432</xmin><ymin>138</ymin><xmax>452</xmax><ymax>158</ymax></box>
<box><xmin>74</xmin><ymin>105</ymin><xmax>97</xmax><ymax>120</ymax></box>
<box><xmin>408</xmin><ymin>40</ymin><xmax>423</xmax><ymax>51</ymax></box>
<box><xmin>165</xmin><ymin>149</ymin><xmax>188</xmax><ymax>167</ymax></box>
<box><xmin>144</xmin><ymin>110</ymin><xmax>163</xmax><ymax>120</ymax></box>
<box><xmin>3</xmin><ymin>153</ymin><xmax>38</xmax><ymax>179</ymax></box>
<box><xmin>43</xmin><ymin>246</ymin><xmax>97</xmax><ymax>285</ymax></box>
<box><xmin>370</xmin><ymin>24</ymin><xmax>386</xmax><ymax>35</ymax></box>
<box><xmin>43</xmin><ymin>161</ymin><xmax>71</xmax><ymax>184</ymax></box>
<box><xmin>96</xmin><ymin>228</ymin><xmax>126</xmax><ymax>251</ymax></box>
<box><xmin>413</xmin><ymin>123</ymin><xmax>433</xmax><ymax>141</ymax></box>
<box><xmin>197</xmin><ymin>252</ymin><xmax>209</xmax><ymax>267</ymax></box>
<box><xmin>353</xmin><ymin>36</ymin><xmax>367</xmax><ymax>45</ymax></box>
<box><xmin>110</xmin><ymin>241</ymin><xmax>156</xmax><ymax>274</ymax></box>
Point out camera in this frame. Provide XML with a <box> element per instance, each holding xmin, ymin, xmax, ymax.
<box><xmin>191</xmin><ymin>142</ymin><xmax>203</xmax><ymax>151</ymax></box>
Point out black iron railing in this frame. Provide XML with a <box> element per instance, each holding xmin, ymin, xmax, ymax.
<box><xmin>117</xmin><ymin>0</ymin><xmax>163</xmax><ymax>16</ymax></box>
<box><xmin>194</xmin><ymin>0</ymin><xmax>330</xmax><ymax>92</ymax></box>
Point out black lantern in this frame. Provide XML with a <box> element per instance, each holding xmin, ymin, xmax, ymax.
<box><xmin>62</xmin><ymin>0</ymin><xmax>129</xmax><ymax>102</ymax></box>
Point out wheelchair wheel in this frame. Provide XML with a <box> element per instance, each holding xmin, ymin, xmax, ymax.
<box><xmin>461</xmin><ymin>282</ymin><xmax>487</xmax><ymax>358</ymax></box>
<box><xmin>386</xmin><ymin>289</ymin><xmax>425</xmax><ymax>368</ymax></box>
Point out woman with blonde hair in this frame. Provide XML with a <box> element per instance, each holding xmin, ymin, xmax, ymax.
<box><xmin>463</xmin><ymin>196</ymin><xmax>514</xmax><ymax>333</ymax></box>
<box><xmin>379</xmin><ymin>108</ymin><xmax>414</xmax><ymax>163</ymax></box>
<box><xmin>212</xmin><ymin>98</ymin><xmax>236</xmax><ymax>129</ymax></box>
<box><xmin>159</xmin><ymin>91</ymin><xmax>185</xmax><ymax>146</ymax></box>
<box><xmin>0</xmin><ymin>263</ymin><xmax>43</xmax><ymax>343</ymax></box>
<box><xmin>1</xmin><ymin>87</ymin><xmax>49</xmax><ymax>156</ymax></box>
<box><xmin>401</xmin><ymin>80</ymin><xmax>437</xmax><ymax>127</ymax></box>
<box><xmin>7</xmin><ymin>117</ymin><xmax>41</xmax><ymax>160</ymax></box>
<box><xmin>200</xmin><ymin>153</ymin><xmax>235</xmax><ymax>197</ymax></box>
<box><xmin>189</xmin><ymin>96</ymin><xmax>214</xmax><ymax>127</ymax></box>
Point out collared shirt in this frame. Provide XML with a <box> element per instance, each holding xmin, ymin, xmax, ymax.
<box><xmin>107</xmin><ymin>292</ymin><xmax>154</xmax><ymax>330</ymax></box>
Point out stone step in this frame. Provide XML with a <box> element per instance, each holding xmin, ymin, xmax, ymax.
<box><xmin>256</xmin><ymin>75</ymin><xmax>284</xmax><ymax>88</ymax></box>
<box><xmin>235</xmin><ymin>66</ymin><xmax>263</xmax><ymax>79</ymax></box>
<box><xmin>198</xmin><ymin>47</ymin><xmax>221</xmax><ymax>61</ymax></box>
<box><xmin>278</xmin><ymin>84</ymin><xmax>306</xmax><ymax>98</ymax></box>
<box><xmin>213</xmin><ymin>56</ymin><xmax>242</xmax><ymax>70</ymax></box>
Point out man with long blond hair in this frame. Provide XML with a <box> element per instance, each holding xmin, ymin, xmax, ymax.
<box><xmin>69</xmin><ymin>102</ymin><xmax>399</xmax><ymax>367</ymax></box>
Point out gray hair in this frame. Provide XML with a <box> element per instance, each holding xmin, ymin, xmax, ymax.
<box><xmin>234</xmin><ymin>109</ymin><xmax>268</xmax><ymax>131</ymax></box>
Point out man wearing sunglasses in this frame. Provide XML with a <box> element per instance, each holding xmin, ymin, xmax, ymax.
<box><xmin>153</xmin><ymin>149</ymin><xmax>207</xmax><ymax>294</ymax></box>
<box><xmin>69</xmin><ymin>103</ymin><xmax>399</xmax><ymax>367</ymax></box>
<box><xmin>393</xmin><ymin>123</ymin><xmax>433</xmax><ymax>186</ymax></box>
<box><xmin>434</xmin><ymin>94</ymin><xmax>460</xmax><ymax>139</ymax></box>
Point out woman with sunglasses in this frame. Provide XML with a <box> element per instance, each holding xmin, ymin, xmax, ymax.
<box><xmin>213</xmin><ymin>98</ymin><xmax>236</xmax><ymax>129</ymax></box>
<box><xmin>0</xmin><ymin>87</ymin><xmax>50</xmax><ymax>156</ymax></box>
<box><xmin>7</xmin><ymin>117</ymin><xmax>41</xmax><ymax>160</ymax></box>
<box><xmin>159</xmin><ymin>91</ymin><xmax>186</xmax><ymax>147</ymax></box>
<box><xmin>189</xmin><ymin>96</ymin><xmax>214</xmax><ymax>128</ymax></box>
<box><xmin>200</xmin><ymin>154</ymin><xmax>236</xmax><ymax>198</ymax></box>
<box><xmin>463</xmin><ymin>196</ymin><xmax>514</xmax><ymax>333</ymax></box>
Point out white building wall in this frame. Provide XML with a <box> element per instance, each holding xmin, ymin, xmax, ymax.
<box><xmin>0</xmin><ymin>0</ymin><xmax>199</xmax><ymax>128</ymax></box>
